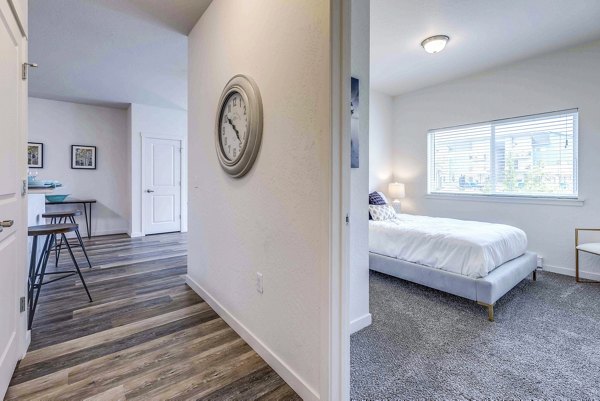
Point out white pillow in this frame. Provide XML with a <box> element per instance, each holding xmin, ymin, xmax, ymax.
<box><xmin>376</xmin><ymin>191</ymin><xmax>389</xmax><ymax>204</ymax></box>
<box><xmin>369</xmin><ymin>204</ymin><xmax>396</xmax><ymax>221</ymax></box>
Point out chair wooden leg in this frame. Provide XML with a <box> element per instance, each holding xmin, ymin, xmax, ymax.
<box><xmin>477</xmin><ymin>302</ymin><xmax>494</xmax><ymax>322</ymax></box>
<box><xmin>575</xmin><ymin>249</ymin><xmax>600</xmax><ymax>283</ymax></box>
<box><xmin>487</xmin><ymin>304</ymin><xmax>494</xmax><ymax>322</ymax></box>
<box><xmin>576</xmin><ymin>249</ymin><xmax>580</xmax><ymax>282</ymax></box>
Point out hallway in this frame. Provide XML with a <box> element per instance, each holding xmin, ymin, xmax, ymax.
<box><xmin>7</xmin><ymin>233</ymin><xmax>299</xmax><ymax>400</ymax></box>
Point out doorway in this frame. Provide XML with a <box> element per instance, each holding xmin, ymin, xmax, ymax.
<box><xmin>141</xmin><ymin>136</ymin><xmax>182</xmax><ymax>235</ymax></box>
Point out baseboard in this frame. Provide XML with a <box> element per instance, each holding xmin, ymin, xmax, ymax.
<box><xmin>92</xmin><ymin>229</ymin><xmax>129</xmax><ymax>237</ymax></box>
<box><xmin>128</xmin><ymin>231</ymin><xmax>144</xmax><ymax>238</ymax></box>
<box><xmin>350</xmin><ymin>313</ymin><xmax>372</xmax><ymax>334</ymax></box>
<box><xmin>22</xmin><ymin>330</ymin><xmax>31</xmax><ymax>359</ymax></box>
<box><xmin>544</xmin><ymin>264</ymin><xmax>600</xmax><ymax>281</ymax></box>
<box><xmin>63</xmin><ymin>229</ymin><xmax>128</xmax><ymax>239</ymax></box>
<box><xmin>185</xmin><ymin>275</ymin><xmax>320</xmax><ymax>401</ymax></box>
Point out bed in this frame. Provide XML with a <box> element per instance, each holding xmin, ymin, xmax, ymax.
<box><xmin>368</xmin><ymin>213</ymin><xmax>537</xmax><ymax>321</ymax></box>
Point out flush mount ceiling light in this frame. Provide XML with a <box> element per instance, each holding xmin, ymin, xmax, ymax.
<box><xmin>421</xmin><ymin>35</ymin><xmax>450</xmax><ymax>54</ymax></box>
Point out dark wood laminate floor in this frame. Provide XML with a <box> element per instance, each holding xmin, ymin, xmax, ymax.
<box><xmin>7</xmin><ymin>233</ymin><xmax>300</xmax><ymax>401</ymax></box>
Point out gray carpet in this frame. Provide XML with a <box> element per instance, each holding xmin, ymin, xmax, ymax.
<box><xmin>351</xmin><ymin>270</ymin><xmax>600</xmax><ymax>400</ymax></box>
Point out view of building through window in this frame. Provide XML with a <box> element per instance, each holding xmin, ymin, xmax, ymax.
<box><xmin>428</xmin><ymin>110</ymin><xmax>578</xmax><ymax>198</ymax></box>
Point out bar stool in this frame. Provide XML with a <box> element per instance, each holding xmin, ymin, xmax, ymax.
<box><xmin>42</xmin><ymin>209</ymin><xmax>92</xmax><ymax>268</ymax></box>
<box><xmin>28</xmin><ymin>223</ymin><xmax>93</xmax><ymax>329</ymax></box>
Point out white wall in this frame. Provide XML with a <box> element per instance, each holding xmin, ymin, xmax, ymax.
<box><xmin>349</xmin><ymin>0</ymin><xmax>371</xmax><ymax>334</ymax></box>
<box><xmin>368</xmin><ymin>90</ymin><xmax>393</xmax><ymax>193</ymax></box>
<box><xmin>388</xmin><ymin>40</ymin><xmax>600</xmax><ymax>279</ymax></box>
<box><xmin>128</xmin><ymin>103</ymin><xmax>187</xmax><ymax>237</ymax></box>
<box><xmin>29</xmin><ymin>97</ymin><xmax>128</xmax><ymax>235</ymax></box>
<box><xmin>186</xmin><ymin>1</ymin><xmax>331</xmax><ymax>400</ymax></box>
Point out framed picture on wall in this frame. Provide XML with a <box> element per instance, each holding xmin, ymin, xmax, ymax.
<box><xmin>28</xmin><ymin>142</ymin><xmax>44</xmax><ymax>168</ymax></box>
<box><xmin>350</xmin><ymin>77</ymin><xmax>359</xmax><ymax>168</ymax></box>
<box><xmin>71</xmin><ymin>145</ymin><xmax>97</xmax><ymax>169</ymax></box>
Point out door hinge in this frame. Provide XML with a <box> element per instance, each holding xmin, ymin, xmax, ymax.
<box><xmin>21</xmin><ymin>179</ymin><xmax>27</xmax><ymax>196</ymax></box>
<box><xmin>22</xmin><ymin>62</ymin><xmax>38</xmax><ymax>80</ymax></box>
<box><xmin>20</xmin><ymin>297</ymin><xmax>26</xmax><ymax>313</ymax></box>
<box><xmin>345</xmin><ymin>214</ymin><xmax>350</xmax><ymax>225</ymax></box>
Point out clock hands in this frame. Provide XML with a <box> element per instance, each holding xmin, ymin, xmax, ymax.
<box><xmin>226</xmin><ymin>116</ymin><xmax>242</xmax><ymax>143</ymax></box>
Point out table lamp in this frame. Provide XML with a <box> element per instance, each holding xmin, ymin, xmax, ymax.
<box><xmin>388</xmin><ymin>182</ymin><xmax>405</xmax><ymax>213</ymax></box>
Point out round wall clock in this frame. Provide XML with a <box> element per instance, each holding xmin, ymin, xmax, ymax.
<box><xmin>214</xmin><ymin>75</ymin><xmax>263</xmax><ymax>178</ymax></box>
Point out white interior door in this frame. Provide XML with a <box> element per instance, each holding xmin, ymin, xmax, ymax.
<box><xmin>0</xmin><ymin>0</ymin><xmax>27</xmax><ymax>397</ymax></box>
<box><xmin>142</xmin><ymin>137</ymin><xmax>182</xmax><ymax>235</ymax></box>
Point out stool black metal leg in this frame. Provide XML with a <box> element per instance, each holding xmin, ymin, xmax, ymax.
<box><xmin>50</xmin><ymin>217</ymin><xmax>57</xmax><ymax>257</ymax></box>
<box><xmin>29</xmin><ymin>234</ymin><xmax>55</xmax><ymax>330</ymax></box>
<box><xmin>62</xmin><ymin>233</ymin><xmax>92</xmax><ymax>302</ymax></box>
<box><xmin>82</xmin><ymin>204</ymin><xmax>91</xmax><ymax>239</ymax></box>
<box><xmin>49</xmin><ymin>217</ymin><xmax>59</xmax><ymax>267</ymax></box>
<box><xmin>34</xmin><ymin>235</ymin><xmax>51</xmax><ymax>282</ymax></box>
<box><xmin>55</xmin><ymin>216</ymin><xmax>65</xmax><ymax>267</ymax></box>
<box><xmin>28</xmin><ymin>235</ymin><xmax>38</xmax><ymax>307</ymax></box>
<box><xmin>88</xmin><ymin>204</ymin><xmax>92</xmax><ymax>239</ymax></box>
<box><xmin>70</xmin><ymin>216</ymin><xmax>92</xmax><ymax>268</ymax></box>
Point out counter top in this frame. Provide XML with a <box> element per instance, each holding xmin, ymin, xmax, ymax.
<box><xmin>28</xmin><ymin>188</ymin><xmax>55</xmax><ymax>195</ymax></box>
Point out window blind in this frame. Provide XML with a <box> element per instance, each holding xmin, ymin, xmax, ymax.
<box><xmin>428</xmin><ymin>109</ymin><xmax>578</xmax><ymax>198</ymax></box>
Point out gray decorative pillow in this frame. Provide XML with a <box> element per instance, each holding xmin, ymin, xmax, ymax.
<box><xmin>369</xmin><ymin>192</ymin><xmax>386</xmax><ymax>205</ymax></box>
<box><xmin>369</xmin><ymin>204</ymin><xmax>396</xmax><ymax>221</ymax></box>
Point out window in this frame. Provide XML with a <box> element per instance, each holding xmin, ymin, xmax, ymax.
<box><xmin>428</xmin><ymin>109</ymin><xmax>578</xmax><ymax>199</ymax></box>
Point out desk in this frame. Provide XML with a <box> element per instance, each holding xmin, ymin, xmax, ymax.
<box><xmin>46</xmin><ymin>199</ymin><xmax>96</xmax><ymax>239</ymax></box>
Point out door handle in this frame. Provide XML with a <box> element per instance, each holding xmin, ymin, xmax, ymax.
<box><xmin>0</xmin><ymin>220</ymin><xmax>14</xmax><ymax>228</ymax></box>
<box><xmin>145</xmin><ymin>189</ymin><xmax>155</xmax><ymax>193</ymax></box>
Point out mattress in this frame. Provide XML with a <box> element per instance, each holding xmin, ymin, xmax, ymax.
<box><xmin>369</xmin><ymin>214</ymin><xmax>528</xmax><ymax>278</ymax></box>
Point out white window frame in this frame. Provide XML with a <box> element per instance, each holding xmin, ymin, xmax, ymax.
<box><xmin>427</xmin><ymin>109</ymin><xmax>581</xmax><ymax>205</ymax></box>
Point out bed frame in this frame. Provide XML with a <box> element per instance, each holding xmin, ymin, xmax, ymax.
<box><xmin>369</xmin><ymin>251</ymin><xmax>538</xmax><ymax>321</ymax></box>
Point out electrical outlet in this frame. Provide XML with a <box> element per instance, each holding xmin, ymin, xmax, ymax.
<box><xmin>256</xmin><ymin>272</ymin><xmax>263</xmax><ymax>294</ymax></box>
<box><xmin>537</xmin><ymin>255</ymin><xmax>544</xmax><ymax>269</ymax></box>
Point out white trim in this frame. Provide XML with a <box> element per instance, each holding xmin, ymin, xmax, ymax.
<box><xmin>349</xmin><ymin>313</ymin><xmax>372</xmax><ymax>334</ymax></box>
<box><xmin>426</xmin><ymin>193</ymin><xmax>584</xmax><ymax>207</ymax></box>
<box><xmin>544</xmin><ymin>264</ymin><xmax>600</xmax><ymax>281</ymax></box>
<box><xmin>128</xmin><ymin>231</ymin><xmax>143</xmax><ymax>238</ymax></box>
<box><xmin>16</xmin><ymin>1</ymin><xmax>30</xmax><ymax>366</ymax></box>
<box><xmin>6</xmin><ymin>0</ymin><xmax>26</xmax><ymax>38</ymax></box>
<box><xmin>22</xmin><ymin>330</ymin><xmax>30</xmax><ymax>359</ymax></box>
<box><xmin>63</xmin><ymin>228</ymin><xmax>128</xmax><ymax>239</ymax></box>
<box><xmin>326</xmin><ymin>0</ymin><xmax>351</xmax><ymax>400</ymax></box>
<box><xmin>185</xmin><ymin>275</ymin><xmax>320</xmax><ymax>401</ymax></box>
<box><xmin>140</xmin><ymin>133</ymin><xmax>183</xmax><ymax>236</ymax></box>
<box><xmin>90</xmin><ymin>229</ymin><xmax>128</xmax><ymax>237</ymax></box>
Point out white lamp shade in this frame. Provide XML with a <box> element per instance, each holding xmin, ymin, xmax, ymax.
<box><xmin>388</xmin><ymin>182</ymin><xmax>405</xmax><ymax>200</ymax></box>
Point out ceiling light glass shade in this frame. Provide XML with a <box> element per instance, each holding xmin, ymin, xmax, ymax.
<box><xmin>421</xmin><ymin>35</ymin><xmax>449</xmax><ymax>54</ymax></box>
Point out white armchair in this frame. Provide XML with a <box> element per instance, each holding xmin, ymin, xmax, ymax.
<box><xmin>575</xmin><ymin>228</ymin><xmax>600</xmax><ymax>283</ymax></box>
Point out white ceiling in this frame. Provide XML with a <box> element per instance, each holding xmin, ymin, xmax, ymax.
<box><xmin>371</xmin><ymin>0</ymin><xmax>600</xmax><ymax>96</ymax></box>
<box><xmin>29</xmin><ymin>0</ymin><xmax>212</xmax><ymax>110</ymax></box>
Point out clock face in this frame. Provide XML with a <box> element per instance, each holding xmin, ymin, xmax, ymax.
<box><xmin>219</xmin><ymin>92</ymin><xmax>248</xmax><ymax>162</ymax></box>
<box><xmin>215</xmin><ymin>75</ymin><xmax>262</xmax><ymax>178</ymax></box>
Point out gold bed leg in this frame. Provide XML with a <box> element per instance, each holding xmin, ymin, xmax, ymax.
<box><xmin>477</xmin><ymin>302</ymin><xmax>494</xmax><ymax>322</ymax></box>
<box><xmin>533</xmin><ymin>270</ymin><xmax>537</xmax><ymax>281</ymax></box>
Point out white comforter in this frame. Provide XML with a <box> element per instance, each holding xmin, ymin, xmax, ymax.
<box><xmin>369</xmin><ymin>214</ymin><xmax>528</xmax><ymax>278</ymax></box>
